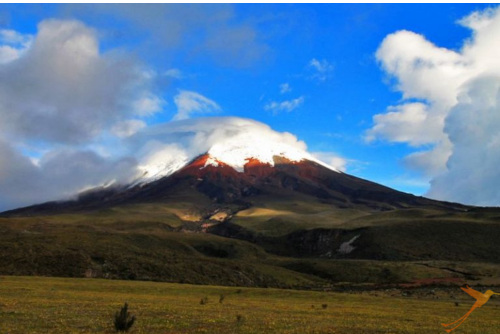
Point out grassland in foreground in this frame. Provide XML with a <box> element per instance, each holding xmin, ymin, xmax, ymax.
<box><xmin>1</xmin><ymin>276</ymin><xmax>500</xmax><ymax>333</ymax></box>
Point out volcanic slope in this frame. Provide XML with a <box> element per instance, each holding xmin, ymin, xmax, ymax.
<box><xmin>3</xmin><ymin>152</ymin><xmax>465</xmax><ymax>215</ymax></box>
<box><xmin>2</xmin><ymin>149</ymin><xmax>500</xmax><ymax>287</ymax></box>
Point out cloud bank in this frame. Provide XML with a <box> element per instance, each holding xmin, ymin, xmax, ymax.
<box><xmin>0</xmin><ymin>140</ymin><xmax>138</xmax><ymax>211</ymax></box>
<box><xmin>369</xmin><ymin>6</ymin><xmax>500</xmax><ymax>206</ymax></box>
<box><xmin>0</xmin><ymin>19</ymin><xmax>162</xmax><ymax>210</ymax></box>
<box><xmin>0</xmin><ymin>19</ymin><xmax>163</xmax><ymax>145</ymax></box>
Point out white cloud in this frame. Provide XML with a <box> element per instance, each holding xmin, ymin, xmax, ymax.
<box><xmin>0</xmin><ymin>140</ymin><xmax>41</xmax><ymax>210</ymax></box>
<box><xmin>0</xmin><ymin>29</ymin><xmax>32</xmax><ymax>45</ymax></box>
<box><xmin>131</xmin><ymin>117</ymin><xmax>308</xmax><ymax>157</ymax></box>
<box><xmin>0</xmin><ymin>19</ymin><xmax>161</xmax><ymax>144</ymax></box>
<box><xmin>375</xmin><ymin>30</ymin><xmax>465</xmax><ymax>105</ymax></box>
<box><xmin>203</xmin><ymin>24</ymin><xmax>269</xmax><ymax>67</ymax></box>
<box><xmin>0</xmin><ymin>46</ymin><xmax>21</xmax><ymax>64</ymax></box>
<box><xmin>67</xmin><ymin>4</ymin><xmax>269</xmax><ymax>68</ymax></box>
<box><xmin>137</xmin><ymin>142</ymin><xmax>188</xmax><ymax>181</ymax></box>
<box><xmin>111</xmin><ymin>120</ymin><xmax>147</xmax><ymax>138</ymax></box>
<box><xmin>0</xmin><ymin>140</ymin><xmax>138</xmax><ymax>211</ymax></box>
<box><xmin>0</xmin><ymin>29</ymin><xmax>32</xmax><ymax>64</ymax></box>
<box><xmin>428</xmin><ymin>76</ymin><xmax>500</xmax><ymax>205</ymax></box>
<box><xmin>458</xmin><ymin>7</ymin><xmax>497</xmax><ymax>31</ymax></box>
<box><xmin>312</xmin><ymin>152</ymin><xmax>347</xmax><ymax>172</ymax></box>
<box><xmin>365</xmin><ymin>102</ymin><xmax>444</xmax><ymax>147</ymax></box>
<box><xmin>131</xmin><ymin>117</ymin><xmax>314</xmax><ymax>177</ymax></box>
<box><xmin>164</xmin><ymin>68</ymin><xmax>183</xmax><ymax>79</ymax></box>
<box><xmin>280</xmin><ymin>83</ymin><xmax>291</xmax><ymax>94</ymax></box>
<box><xmin>264</xmin><ymin>96</ymin><xmax>304</xmax><ymax>114</ymax></box>
<box><xmin>308</xmin><ymin>58</ymin><xmax>334</xmax><ymax>81</ymax></box>
<box><xmin>0</xmin><ymin>19</ymin><xmax>163</xmax><ymax>211</ymax></box>
<box><xmin>403</xmin><ymin>140</ymin><xmax>452</xmax><ymax>178</ymax></box>
<box><xmin>133</xmin><ymin>94</ymin><xmax>165</xmax><ymax>116</ymax></box>
<box><xmin>371</xmin><ymin>6</ymin><xmax>500</xmax><ymax>205</ymax></box>
<box><xmin>172</xmin><ymin>90</ymin><xmax>221</xmax><ymax>120</ymax></box>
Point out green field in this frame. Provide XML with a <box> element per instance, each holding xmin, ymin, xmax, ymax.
<box><xmin>1</xmin><ymin>276</ymin><xmax>500</xmax><ymax>333</ymax></box>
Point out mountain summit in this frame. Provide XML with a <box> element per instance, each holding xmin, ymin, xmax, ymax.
<box><xmin>134</xmin><ymin>120</ymin><xmax>339</xmax><ymax>185</ymax></box>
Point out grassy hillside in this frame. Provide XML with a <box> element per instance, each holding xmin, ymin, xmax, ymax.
<box><xmin>2</xmin><ymin>211</ymin><xmax>500</xmax><ymax>288</ymax></box>
<box><xmin>2</xmin><ymin>197</ymin><xmax>500</xmax><ymax>287</ymax></box>
<box><xmin>0</xmin><ymin>214</ymin><xmax>318</xmax><ymax>287</ymax></box>
<box><xmin>2</xmin><ymin>276</ymin><xmax>500</xmax><ymax>333</ymax></box>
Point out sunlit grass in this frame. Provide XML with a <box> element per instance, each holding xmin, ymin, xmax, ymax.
<box><xmin>1</xmin><ymin>276</ymin><xmax>500</xmax><ymax>333</ymax></box>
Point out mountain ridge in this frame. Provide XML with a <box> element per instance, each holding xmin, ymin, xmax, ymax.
<box><xmin>1</xmin><ymin>151</ymin><xmax>467</xmax><ymax>217</ymax></box>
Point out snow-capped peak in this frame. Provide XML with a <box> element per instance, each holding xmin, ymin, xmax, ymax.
<box><xmin>207</xmin><ymin>139</ymin><xmax>325</xmax><ymax>172</ymax></box>
<box><xmin>136</xmin><ymin>141</ymin><xmax>339</xmax><ymax>184</ymax></box>
<box><xmin>132</xmin><ymin>117</ymin><xmax>340</xmax><ymax>184</ymax></box>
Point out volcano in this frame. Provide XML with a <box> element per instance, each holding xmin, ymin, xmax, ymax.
<box><xmin>2</xmin><ymin>125</ymin><xmax>500</xmax><ymax>288</ymax></box>
<box><xmin>2</xmin><ymin>147</ymin><xmax>465</xmax><ymax>217</ymax></box>
<box><xmin>146</xmin><ymin>152</ymin><xmax>462</xmax><ymax>211</ymax></box>
<box><xmin>0</xmin><ymin>115</ymin><xmax>466</xmax><ymax>216</ymax></box>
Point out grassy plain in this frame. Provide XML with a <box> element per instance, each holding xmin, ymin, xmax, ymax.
<box><xmin>1</xmin><ymin>276</ymin><xmax>500</xmax><ymax>333</ymax></box>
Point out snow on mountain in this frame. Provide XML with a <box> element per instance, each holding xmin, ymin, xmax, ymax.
<box><xmin>208</xmin><ymin>137</ymin><xmax>316</xmax><ymax>172</ymax></box>
<box><xmin>131</xmin><ymin>117</ymin><xmax>340</xmax><ymax>184</ymax></box>
<box><xmin>135</xmin><ymin>144</ymin><xmax>190</xmax><ymax>184</ymax></box>
<box><xmin>136</xmin><ymin>140</ymin><xmax>339</xmax><ymax>185</ymax></box>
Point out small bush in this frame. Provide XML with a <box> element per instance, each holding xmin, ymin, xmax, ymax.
<box><xmin>219</xmin><ymin>294</ymin><xmax>225</xmax><ymax>304</ymax></box>
<box><xmin>236</xmin><ymin>314</ymin><xmax>245</xmax><ymax>325</ymax></box>
<box><xmin>321</xmin><ymin>304</ymin><xmax>328</xmax><ymax>309</ymax></box>
<box><xmin>200</xmin><ymin>296</ymin><xmax>208</xmax><ymax>305</ymax></box>
<box><xmin>114</xmin><ymin>303</ymin><xmax>135</xmax><ymax>332</ymax></box>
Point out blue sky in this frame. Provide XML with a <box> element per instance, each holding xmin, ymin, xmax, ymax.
<box><xmin>1</xmin><ymin>3</ymin><xmax>500</xmax><ymax>210</ymax></box>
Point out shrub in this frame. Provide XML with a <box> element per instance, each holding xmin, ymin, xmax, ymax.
<box><xmin>114</xmin><ymin>303</ymin><xmax>135</xmax><ymax>332</ymax></box>
<box><xmin>200</xmin><ymin>296</ymin><xmax>208</xmax><ymax>305</ymax></box>
<box><xmin>219</xmin><ymin>294</ymin><xmax>225</xmax><ymax>304</ymax></box>
<box><xmin>236</xmin><ymin>314</ymin><xmax>245</xmax><ymax>325</ymax></box>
